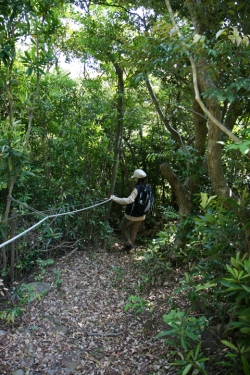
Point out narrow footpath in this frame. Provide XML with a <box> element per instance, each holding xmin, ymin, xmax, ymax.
<box><xmin>0</xmin><ymin>248</ymin><xmax>184</xmax><ymax>375</ymax></box>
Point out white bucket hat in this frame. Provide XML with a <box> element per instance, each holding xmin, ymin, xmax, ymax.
<box><xmin>131</xmin><ymin>169</ymin><xmax>147</xmax><ymax>178</ymax></box>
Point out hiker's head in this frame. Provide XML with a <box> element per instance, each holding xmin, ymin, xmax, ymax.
<box><xmin>131</xmin><ymin>169</ymin><xmax>147</xmax><ymax>184</ymax></box>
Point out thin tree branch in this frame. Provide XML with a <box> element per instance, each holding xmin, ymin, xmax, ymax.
<box><xmin>145</xmin><ymin>77</ymin><xmax>183</xmax><ymax>146</ymax></box>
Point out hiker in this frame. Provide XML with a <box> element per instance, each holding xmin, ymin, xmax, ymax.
<box><xmin>110</xmin><ymin>169</ymin><xmax>153</xmax><ymax>252</ymax></box>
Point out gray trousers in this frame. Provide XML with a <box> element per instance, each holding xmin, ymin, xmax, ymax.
<box><xmin>120</xmin><ymin>216</ymin><xmax>143</xmax><ymax>246</ymax></box>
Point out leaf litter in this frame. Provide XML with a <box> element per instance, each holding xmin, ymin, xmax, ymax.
<box><xmin>0</xmin><ymin>247</ymin><xmax>184</xmax><ymax>375</ymax></box>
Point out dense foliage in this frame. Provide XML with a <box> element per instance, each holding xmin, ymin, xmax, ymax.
<box><xmin>0</xmin><ymin>0</ymin><xmax>250</xmax><ymax>373</ymax></box>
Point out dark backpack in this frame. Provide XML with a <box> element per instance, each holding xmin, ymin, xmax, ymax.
<box><xmin>127</xmin><ymin>184</ymin><xmax>154</xmax><ymax>217</ymax></box>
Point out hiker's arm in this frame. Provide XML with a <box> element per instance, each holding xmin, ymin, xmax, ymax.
<box><xmin>111</xmin><ymin>188</ymin><xmax>138</xmax><ymax>205</ymax></box>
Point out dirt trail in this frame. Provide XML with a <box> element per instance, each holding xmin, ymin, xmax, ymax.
<box><xmin>0</xmin><ymin>248</ymin><xmax>183</xmax><ymax>375</ymax></box>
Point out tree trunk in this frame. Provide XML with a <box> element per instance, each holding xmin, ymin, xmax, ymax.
<box><xmin>1</xmin><ymin>30</ymin><xmax>15</xmax><ymax>271</ymax></box>
<box><xmin>160</xmin><ymin>162</ymin><xmax>193</xmax><ymax>250</ymax></box>
<box><xmin>185</xmin><ymin>91</ymin><xmax>208</xmax><ymax>193</ymax></box>
<box><xmin>2</xmin><ymin>177</ymin><xmax>16</xmax><ymax>271</ymax></box>
<box><xmin>160</xmin><ymin>162</ymin><xmax>192</xmax><ymax>217</ymax></box>
<box><xmin>105</xmin><ymin>63</ymin><xmax>124</xmax><ymax>221</ymax></box>
<box><xmin>181</xmin><ymin>0</ymin><xmax>239</xmax><ymax>200</ymax></box>
<box><xmin>148</xmin><ymin>80</ymin><xmax>207</xmax><ymax>215</ymax></box>
<box><xmin>195</xmin><ymin>58</ymin><xmax>238</xmax><ymax>199</ymax></box>
<box><xmin>10</xmin><ymin>208</ymin><xmax>17</xmax><ymax>284</ymax></box>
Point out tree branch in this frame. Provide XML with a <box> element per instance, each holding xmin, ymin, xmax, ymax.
<box><xmin>164</xmin><ymin>0</ymin><xmax>240</xmax><ymax>143</ymax></box>
<box><xmin>145</xmin><ymin>77</ymin><xmax>183</xmax><ymax>146</ymax></box>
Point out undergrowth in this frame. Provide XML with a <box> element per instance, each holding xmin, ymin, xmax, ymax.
<box><xmin>125</xmin><ymin>193</ymin><xmax>250</xmax><ymax>375</ymax></box>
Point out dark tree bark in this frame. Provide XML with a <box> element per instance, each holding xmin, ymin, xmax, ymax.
<box><xmin>195</xmin><ymin>58</ymin><xmax>239</xmax><ymax>199</ymax></box>
<box><xmin>148</xmin><ymin>78</ymin><xmax>207</xmax><ymax>216</ymax></box>
<box><xmin>180</xmin><ymin>0</ymin><xmax>240</xmax><ymax>200</ymax></box>
<box><xmin>185</xmin><ymin>91</ymin><xmax>208</xmax><ymax>194</ymax></box>
<box><xmin>160</xmin><ymin>162</ymin><xmax>192</xmax><ymax>217</ymax></box>
<box><xmin>105</xmin><ymin>63</ymin><xmax>124</xmax><ymax>221</ymax></box>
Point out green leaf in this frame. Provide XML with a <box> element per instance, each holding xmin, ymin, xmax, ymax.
<box><xmin>196</xmin><ymin>282</ymin><xmax>217</xmax><ymax>291</ymax></box>
<box><xmin>181</xmin><ymin>334</ymin><xmax>187</xmax><ymax>350</ymax></box>
<box><xmin>197</xmin><ymin>357</ymin><xmax>210</xmax><ymax>362</ymax></box>
<box><xmin>182</xmin><ymin>363</ymin><xmax>192</xmax><ymax>375</ymax></box>
<box><xmin>221</xmin><ymin>340</ymin><xmax>238</xmax><ymax>352</ymax></box>
<box><xmin>220</xmin><ymin>280</ymin><xmax>236</xmax><ymax>288</ymax></box>
<box><xmin>26</xmin><ymin>67</ymin><xmax>33</xmax><ymax>76</ymax></box>
<box><xmin>207</xmin><ymin>195</ymin><xmax>217</xmax><ymax>206</ymax></box>
<box><xmin>231</xmin><ymin>257</ymin><xmax>240</xmax><ymax>269</ymax></box>
<box><xmin>241</xmin><ymin>355</ymin><xmax>250</xmax><ymax>375</ymax></box>
<box><xmin>163</xmin><ymin>338</ymin><xmax>177</xmax><ymax>346</ymax></box>
<box><xmin>185</xmin><ymin>330</ymin><xmax>199</xmax><ymax>341</ymax></box>
<box><xmin>194</xmin><ymin>342</ymin><xmax>201</xmax><ymax>358</ymax></box>
<box><xmin>226</xmin><ymin>265</ymin><xmax>237</xmax><ymax>278</ymax></box>
<box><xmin>240</xmin><ymin>143</ymin><xmax>250</xmax><ymax>155</ymax></box>
<box><xmin>193</xmin><ymin>34</ymin><xmax>202</xmax><ymax>43</ymax></box>
<box><xmin>242</xmin><ymin>285</ymin><xmax>250</xmax><ymax>292</ymax></box>
<box><xmin>241</xmin><ymin>328</ymin><xmax>250</xmax><ymax>334</ymax></box>
<box><xmin>204</xmin><ymin>212</ymin><xmax>214</xmax><ymax>223</ymax></box>
<box><xmin>238</xmin><ymin>307</ymin><xmax>250</xmax><ymax>318</ymax></box>
<box><xmin>124</xmin><ymin>303</ymin><xmax>132</xmax><ymax>311</ymax></box>
<box><xmin>225</xmin><ymin>286</ymin><xmax>243</xmax><ymax>292</ymax></box>
<box><xmin>200</xmin><ymin>192</ymin><xmax>208</xmax><ymax>209</ymax></box>
<box><xmin>216</xmin><ymin>29</ymin><xmax>227</xmax><ymax>38</ymax></box>
<box><xmin>243</xmin><ymin>260</ymin><xmax>250</xmax><ymax>274</ymax></box>
<box><xmin>156</xmin><ymin>329</ymin><xmax>177</xmax><ymax>338</ymax></box>
<box><xmin>238</xmin><ymin>270</ymin><xmax>244</xmax><ymax>280</ymax></box>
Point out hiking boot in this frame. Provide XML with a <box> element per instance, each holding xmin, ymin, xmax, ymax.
<box><xmin>111</xmin><ymin>242</ymin><xmax>120</xmax><ymax>249</ymax></box>
<box><xmin>122</xmin><ymin>244</ymin><xmax>134</xmax><ymax>253</ymax></box>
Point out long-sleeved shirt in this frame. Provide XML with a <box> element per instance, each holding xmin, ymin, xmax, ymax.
<box><xmin>112</xmin><ymin>188</ymin><xmax>146</xmax><ymax>221</ymax></box>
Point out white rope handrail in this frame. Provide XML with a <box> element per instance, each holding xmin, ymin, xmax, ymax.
<box><xmin>0</xmin><ymin>198</ymin><xmax>112</xmax><ymax>249</ymax></box>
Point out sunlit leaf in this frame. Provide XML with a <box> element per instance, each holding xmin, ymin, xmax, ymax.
<box><xmin>221</xmin><ymin>340</ymin><xmax>238</xmax><ymax>351</ymax></box>
<box><xmin>216</xmin><ymin>29</ymin><xmax>226</xmax><ymax>38</ymax></box>
<box><xmin>193</xmin><ymin>34</ymin><xmax>202</xmax><ymax>43</ymax></box>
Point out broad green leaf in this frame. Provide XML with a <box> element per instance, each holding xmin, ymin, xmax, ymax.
<box><xmin>207</xmin><ymin>195</ymin><xmax>217</xmax><ymax>206</ymax></box>
<box><xmin>238</xmin><ymin>307</ymin><xmax>250</xmax><ymax>318</ymax></box>
<box><xmin>204</xmin><ymin>212</ymin><xmax>214</xmax><ymax>223</ymax></box>
<box><xmin>225</xmin><ymin>286</ymin><xmax>243</xmax><ymax>291</ymax></box>
<box><xmin>236</xmin><ymin>36</ymin><xmax>242</xmax><ymax>46</ymax></box>
<box><xmin>242</xmin><ymin>35</ymin><xmax>249</xmax><ymax>47</ymax></box>
<box><xmin>242</xmin><ymin>285</ymin><xmax>250</xmax><ymax>293</ymax></box>
<box><xmin>185</xmin><ymin>330</ymin><xmax>199</xmax><ymax>341</ymax></box>
<box><xmin>8</xmin><ymin>159</ymin><xmax>12</xmax><ymax>171</ymax></box>
<box><xmin>197</xmin><ymin>358</ymin><xmax>210</xmax><ymax>362</ymax></box>
<box><xmin>196</xmin><ymin>282</ymin><xmax>217</xmax><ymax>291</ymax></box>
<box><xmin>194</xmin><ymin>342</ymin><xmax>201</xmax><ymax>358</ymax></box>
<box><xmin>241</xmin><ymin>355</ymin><xmax>250</xmax><ymax>375</ymax></box>
<box><xmin>226</xmin><ymin>264</ymin><xmax>237</xmax><ymax>277</ymax></box>
<box><xmin>231</xmin><ymin>257</ymin><xmax>240</xmax><ymax>269</ymax></box>
<box><xmin>163</xmin><ymin>338</ymin><xmax>177</xmax><ymax>346</ymax></box>
<box><xmin>193</xmin><ymin>34</ymin><xmax>202</xmax><ymax>43</ymax></box>
<box><xmin>238</xmin><ymin>271</ymin><xmax>244</xmax><ymax>279</ymax></box>
<box><xmin>239</xmin><ymin>143</ymin><xmax>250</xmax><ymax>155</ymax></box>
<box><xmin>182</xmin><ymin>363</ymin><xmax>192</xmax><ymax>375</ymax></box>
<box><xmin>216</xmin><ymin>29</ymin><xmax>226</xmax><ymax>38</ymax></box>
<box><xmin>243</xmin><ymin>260</ymin><xmax>250</xmax><ymax>274</ymax></box>
<box><xmin>181</xmin><ymin>334</ymin><xmax>187</xmax><ymax>350</ymax></box>
<box><xmin>221</xmin><ymin>340</ymin><xmax>238</xmax><ymax>352</ymax></box>
<box><xmin>240</xmin><ymin>328</ymin><xmax>250</xmax><ymax>334</ymax></box>
<box><xmin>200</xmin><ymin>192</ymin><xmax>208</xmax><ymax>209</ymax></box>
<box><xmin>156</xmin><ymin>329</ymin><xmax>177</xmax><ymax>338</ymax></box>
